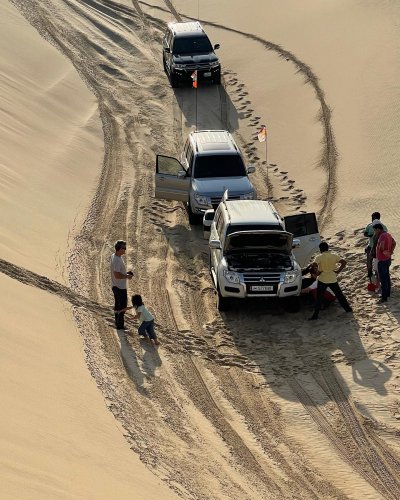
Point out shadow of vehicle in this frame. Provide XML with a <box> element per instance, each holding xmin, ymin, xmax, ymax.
<box><xmin>173</xmin><ymin>83</ymin><xmax>239</xmax><ymax>132</ymax></box>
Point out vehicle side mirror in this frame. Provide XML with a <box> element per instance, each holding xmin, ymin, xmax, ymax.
<box><xmin>203</xmin><ymin>209</ymin><xmax>215</xmax><ymax>222</ymax></box>
<box><xmin>214</xmin><ymin>43</ymin><xmax>220</xmax><ymax>50</ymax></box>
<box><xmin>164</xmin><ymin>47</ymin><xmax>170</xmax><ymax>53</ymax></box>
<box><xmin>209</xmin><ymin>239</ymin><xmax>222</xmax><ymax>250</ymax></box>
<box><xmin>177</xmin><ymin>170</ymin><xmax>187</xmax><ymax>178</ymax></box>
<box><xmin>203</xmin><ymin>210</ymin><xmax>214</xmax><ymax>239</ymax></box>
<box><xmin>247</xmin><ymin>165</ymin><xmax>255</xmax><ymax>174</ymax></box>
<box><xmin>292</xmin><ymin>239</ymin><xmax>301</xmax><ymax>248</ymax></box>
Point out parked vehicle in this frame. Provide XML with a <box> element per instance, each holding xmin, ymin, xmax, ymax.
<box><xmin>154</xmin><ymin>130</ymin><xmax>256</xmax><ymax>224</ymax></box>
<box><xmin>162</xmin><ymin>21</ymin><xmax>221</xmax><ymax>87</ymax></box>
<box><xmin>203</xmin><ymin>196</ymin><xmax>321</xmax><ymax>310</ymax></box>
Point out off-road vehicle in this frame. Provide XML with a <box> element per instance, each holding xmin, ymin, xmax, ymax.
<box><xmin>162</xmin><ymin>21</ymin><xmax>221</xmax><ymax>87</ymax></box>
<box><xmin>203</xmin><ymin>197</ymin><xmax>321</xmax><ymax>310</ymax></box>
<box><xmin>154</xmin><ymin>130</ymin><xmax>256</xmax><ymax>224</ymax></box>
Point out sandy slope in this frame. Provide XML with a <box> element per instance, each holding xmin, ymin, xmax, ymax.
<box><xmin>0</xmin><ymin>2</ymin><xmax>177</xmax><ymax>498</ymax></box>
<box><xmin>1</xmin><ymin>0</ymin><xmax>400</xmax><ymax>499</ymax></box>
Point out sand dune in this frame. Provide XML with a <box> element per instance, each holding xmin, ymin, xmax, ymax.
<box><xmin>1</xmin><ymin>0</ymin><xmax>400</xmax><ymax>498</ymax></box>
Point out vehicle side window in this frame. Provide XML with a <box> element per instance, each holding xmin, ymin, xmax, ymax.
<box><xmin>187</xmin><ymin>146</ymin><xmax>194</xmax><ymax>176</ymax></box>
<box><xmin>163</xmin><ymin>29</ymin><xmax>169</xmax><ymax>46</ymax></box>
<box><xmin>166</xmin><ymin>30</ymin><xmax>173</xmax><ymax>48</ymax></box>
<box><xmin>216</xmin><ymin>213</ymin><xmax>225</xmax><ymax>237</ymax></box>
<box><xmin>183</xmin><ymin>140</ymin><xmax>189</xmax><ymax>165</ymax></box>
<box><xmin>169</xmin><ymin>33</ymin><xmax>175</xmax><ymax>51</ymax></box>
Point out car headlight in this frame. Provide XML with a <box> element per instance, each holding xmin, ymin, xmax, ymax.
<box><xmin>173</xmin><ymin>63</ymin><xmax>185</xmax><ymax>69</ymax></box>
<box><xmin>210</xmin><ymin>61</ymin><xmax>220</xmax><ymax>68</ymax></box>
<box><xmin>223</xmin><ymin>270</ymin><xmax>240</xmax><ymax>284</ymax></box>
<box><xmin>194</xmin><ymin>193</ymin><xmax>211</xmax><ymax>206</ymax></box>
<box><xmin>242</xmin><ymin>192</ymin><xmax>255</xmax><ymax>200</ymax></box>
<box><xmin>284</xmin><ymin>270</ymin><xmax>299</xmax><ymax>284</ymax></box>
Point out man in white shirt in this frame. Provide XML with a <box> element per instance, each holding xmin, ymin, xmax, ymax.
<box><xmin>111</xmin><ymin>240</ymin><xmax>133</xmax><ymax>329</ymax></box>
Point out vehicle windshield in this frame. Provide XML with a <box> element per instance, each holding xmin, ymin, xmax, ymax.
<box><xmin>173</xmin><ymin>36</ymin><xmax>213</xmax><ymax>54</ymax></box>
<box><xmin>193</xmin><ymin>155</ymin><xmax>247</xmax><ymax>178</ymax></box>
<box><xmin>227</xmin><ymin>232</ymin><xmax>291</xmax><ymax>251</ymax></box>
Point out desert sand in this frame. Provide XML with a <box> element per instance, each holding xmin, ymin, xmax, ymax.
<box><xmin>1</xmin><ymin>0</ymin><xmax>399</xmax><ymax>499</ymax></box>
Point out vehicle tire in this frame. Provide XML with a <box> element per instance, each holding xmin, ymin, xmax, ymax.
<box><xmin>217</xmin><ymin>288</ymin><xmax>230</xmax><ymax>311</ymax></box>
<box><xmin>163</xmin><ymin>55</ymin><xmax>167</xmax><ymax>72</ymax></box>
<box><xmin>213</xmin><ymin>71</ymin><xmax>221</xmax><ymax>85</ymax></box>
<box><xmin>188</xmin><ymin>203</ymin><xmax>199</xmax><ymax>225</ymax></box>
<box><xmin>170</xmin><ymin>71</ymin><xmax>179</xmax><ymax>88</ymax></box>
<box><xmin>284</xmin><ymin>296</ymin><xmax>300</xmax><ymax>313</ymax></box>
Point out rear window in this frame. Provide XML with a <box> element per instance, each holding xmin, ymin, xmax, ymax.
<box><xmin>173</xmin><ymin>36</ymin><xmax>212</xmax><ymax>54</ymax></box>
<box><xmin>193</xmin><ymin>155</ymin><xmax>246</xmax><ymax>178</ymax></box>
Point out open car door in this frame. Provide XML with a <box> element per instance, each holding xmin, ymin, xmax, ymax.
<box><xmin>284</xmin><ymin>213</ymin><xmax>320</xmax><ymax>268</ymax></box>
<box><xmin>155</xmin><ymin>155</ymin><xmax>190</xmax><ymax>202</ymax></box>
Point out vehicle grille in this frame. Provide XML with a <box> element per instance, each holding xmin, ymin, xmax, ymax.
<box><xmin>243</xmin><ymin>272</ymin><xmax>282</xmax><ymax>283</ymax></box>
<box><xmin>184</xmin><ymin>63</ymin><xmax>213</xmax><ymax>71</ymax></box>
<box><xmin>211</xmin><ymin>195</ymin><xmax>241</xmax><ymax>208</ymax></box>
<box><xmin>243</xmin><ymin>272</ymin><xmax>282</xmax><ymax>295</ymax></box>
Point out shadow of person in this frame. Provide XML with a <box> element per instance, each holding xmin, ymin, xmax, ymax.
<box><xmin>140</xmin><ymin>338</ymin><xmax>162</xmax><ymax>379</ymax></box>
<box><xmin>351</xmin><ymin>359</ymin><xmax>391</xmax><ymax>396</ymax></box>
<box><xmin>220</xmin><ymin>301</ymin><xmax>392</xmax><ymax>404</ymax></box>
<box><xmin>116</xmin><ymin>330</ymin><xmax>149</xmax><ymax>396</ymax></box>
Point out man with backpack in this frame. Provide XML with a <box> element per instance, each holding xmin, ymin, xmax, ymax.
<box><xmin>374</xmin><ymin>224</ymin><xmax>396</xmax><ymax>303</ymax></box>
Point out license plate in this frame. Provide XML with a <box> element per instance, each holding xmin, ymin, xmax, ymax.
<box><xmin>203</xmin><ymin>71</ymin><xmax>211</xmax><ymax>77</ymax></box>
<box><xmin>251</xmin><ymin>285</ymin><xmax>273</xmax><ymax>292</ymax></box>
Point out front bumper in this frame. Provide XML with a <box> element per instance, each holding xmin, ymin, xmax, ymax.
<box><xmin>218</xmin><ymin>274</ymin><xmax>301</xmax><ymax>299</ymax></box>
<box><xmin>172</xmin><ymin>65</ymin><xmax>220</xmax><ymax>83</ymax></box>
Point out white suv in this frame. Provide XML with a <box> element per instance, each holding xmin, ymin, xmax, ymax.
<box><xmin>155</xmin><ymin>130</ymin><xmax>256</xmax><ymax>224</ymax></box>
<box><xmin>204</xmin><ymin>197</ymin><xmax>321</xmax><ymax>310</ymax></box>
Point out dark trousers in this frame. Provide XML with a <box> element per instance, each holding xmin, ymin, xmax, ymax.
<box><xmin>112</xmin><ymin>286</ymin><xmax>128</xmax><ymax>328</ymax></box>
<box><xmin>138</xmin><ymin>320</ymin><xmax>156</xmax><ymax>340</ymax></box>
<box><xmin>377</xmin><ymin>259</ymin><xmax>391</xmax><ymax>300</ymax></box>
<box><xmin>366</xmin><ymin>246</ymin><xmax>373</xmax><ymax>278</ymax></box>
<box><xmin>313</xmin><ymin>281</ymin><xmax>351</xmax><ymax>317</ymax></box>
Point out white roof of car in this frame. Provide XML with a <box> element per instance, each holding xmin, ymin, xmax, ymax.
<box><xmin>170</xmin><ymin>22</ymin><xmax>203</xmax><ymax>34</ymax></box>
<box><xmin>191</xmin><ymin>130</ymin><xmax>237</xmax><ymax>153</ymax></box>
<box><xmin>225</xmin><ymin>200</ymin><xmax>283</xmax><ymax>225</ymax></box>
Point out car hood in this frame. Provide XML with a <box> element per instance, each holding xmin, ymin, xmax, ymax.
<box><xmin>192</xmin><ymin>177</ymin><xmax>254</xmax><ymax>196</ymax></box>
<box><xmin>173</xmin><ymin>53</ymin><xmax>218</xmax><ymax>65</ymax></box>
<box><xmin>225</xmin><ymin>230</ymin><xmax>293</xmax><ymax>254</ymax></box>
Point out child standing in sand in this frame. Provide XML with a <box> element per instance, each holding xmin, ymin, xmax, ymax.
<box><xmin>118</xmin><ymin>294</ymin><xmax>160</xmax><ymax>345</ymax></box>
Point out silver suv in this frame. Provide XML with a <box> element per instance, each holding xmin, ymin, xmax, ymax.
<box><xmin>203</xmin><ymin>197</ymin><xmax>321</xmax><ymax>310</ymax></box>
<box><xmin>155</xmin><ymin>130</ymin><xmax>256</xmax><ymax>224</ymax></box>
